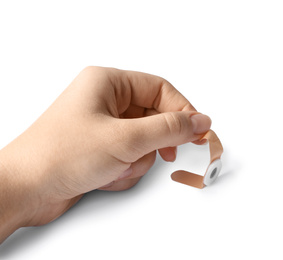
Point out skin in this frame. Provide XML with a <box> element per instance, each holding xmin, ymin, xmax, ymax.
<box><xmin>0</xmin><ymin>66</ymin><xmax>211</xmax><ymax>243</ymax></box>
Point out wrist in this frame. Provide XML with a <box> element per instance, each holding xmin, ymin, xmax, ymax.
<box><xmin>0</xmin><ymin>149</ymin><xmax>37</xmax><ymax>243</ymax></box>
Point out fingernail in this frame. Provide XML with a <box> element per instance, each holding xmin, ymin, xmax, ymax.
<box><xmin>191</xmin><ymin>114</ymin><xmax>212</xmax><ymax>134</ymax></box>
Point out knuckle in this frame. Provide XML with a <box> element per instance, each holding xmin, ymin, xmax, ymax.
<box><xmin>81</xmin><ymin>66</ymin><xmax>109</xmax><ymax>77</ymax></box>
<box><xmin>164</xmin><ymin>112</ymin><xmax>183</xmax><ymax>136</ymax></box>
<box><xmin>82</xmin><ymin>66</ymin><xmax>97</xmax><ymax>74</ymax></box>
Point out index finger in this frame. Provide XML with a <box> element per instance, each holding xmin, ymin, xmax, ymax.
<box><xmin>113</xmin><ymin>69</ymin><xmax>197</xmax><ymax>113</ymax></box>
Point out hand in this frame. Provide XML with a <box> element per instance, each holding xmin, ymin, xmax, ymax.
<box><xmin>0</xmin><ymin>66</ymin><xmax>211</xmax><ymax>242</ymax></box>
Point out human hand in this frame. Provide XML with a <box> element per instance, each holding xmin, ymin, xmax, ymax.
<box><xmin>0</xmin><ymin>67</ymin><xmax>211</xmax><ymax>242</ymax></box>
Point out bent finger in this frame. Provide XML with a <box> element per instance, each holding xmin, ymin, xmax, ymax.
<box><xmin>98</xmin><ymin>151</ymin><xmax>156</xmax><ymax>191</ymax></box>
<box><xmin>118</xmin><ymin>151</ymin><xmax>156</xmax><ymax>180</ymax></box>
<box><xmin>98</xmin><ymin>177</ymin><xmax>142</xmax><ymax>191</ymax></box>
<box><xmin>111</xmin><ymin>68</ymin><xmax>197</xmax><ymax>113</ymax></box>
<box><xmin>158</xmin><ymin>147</ymin><xmax>177</xmax><ymax>162</ymax></box>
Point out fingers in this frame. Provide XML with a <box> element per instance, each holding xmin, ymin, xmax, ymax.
<box><xmin>119</xmin><ymin>151</ymin><xmax>157</xmax><ymax>180</ymax></box>
<box><xmin>98</xmin><ymin>177</ymin><xmax>142</xmax><ymax>191</ymax></box>
<box><xmin>114</xmin><ymin>112</ymin><xmax>211</xmax><ymax>162</ymax></box>
<box><xmin>99</xmin><ymin>151</ymin><xmax>156</xmax><ymax>191</ymax></box>
<box><xmin>158</xmin><ymin>147</ymin><xmax>177</xmax><ymax>162</ymax></box>
<box><xmin>110</xmin><ymin>68</ymin><xmax>197</xmax><ymax>113</ymax></box>
<box><xmin>73</xmin><ymin>67</ymin><xmax>197</xmax><ymax>117</ymax></box>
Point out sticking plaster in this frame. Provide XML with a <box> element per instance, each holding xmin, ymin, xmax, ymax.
<box><xmin>171</xmin><ymin>130</ymin><xmax>223</xmax><ymax>188</ymax></box>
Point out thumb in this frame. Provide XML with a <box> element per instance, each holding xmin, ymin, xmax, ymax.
<box><xmin>122</xmin><ymin>112</ymin><xmax>211</xmax><ymax>160</ymax></box>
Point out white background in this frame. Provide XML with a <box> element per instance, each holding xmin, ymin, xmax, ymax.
<box><xmin>0</xmin><ymin>0</ymin><xmax>282</xmax><ymax>259</ymax></box>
